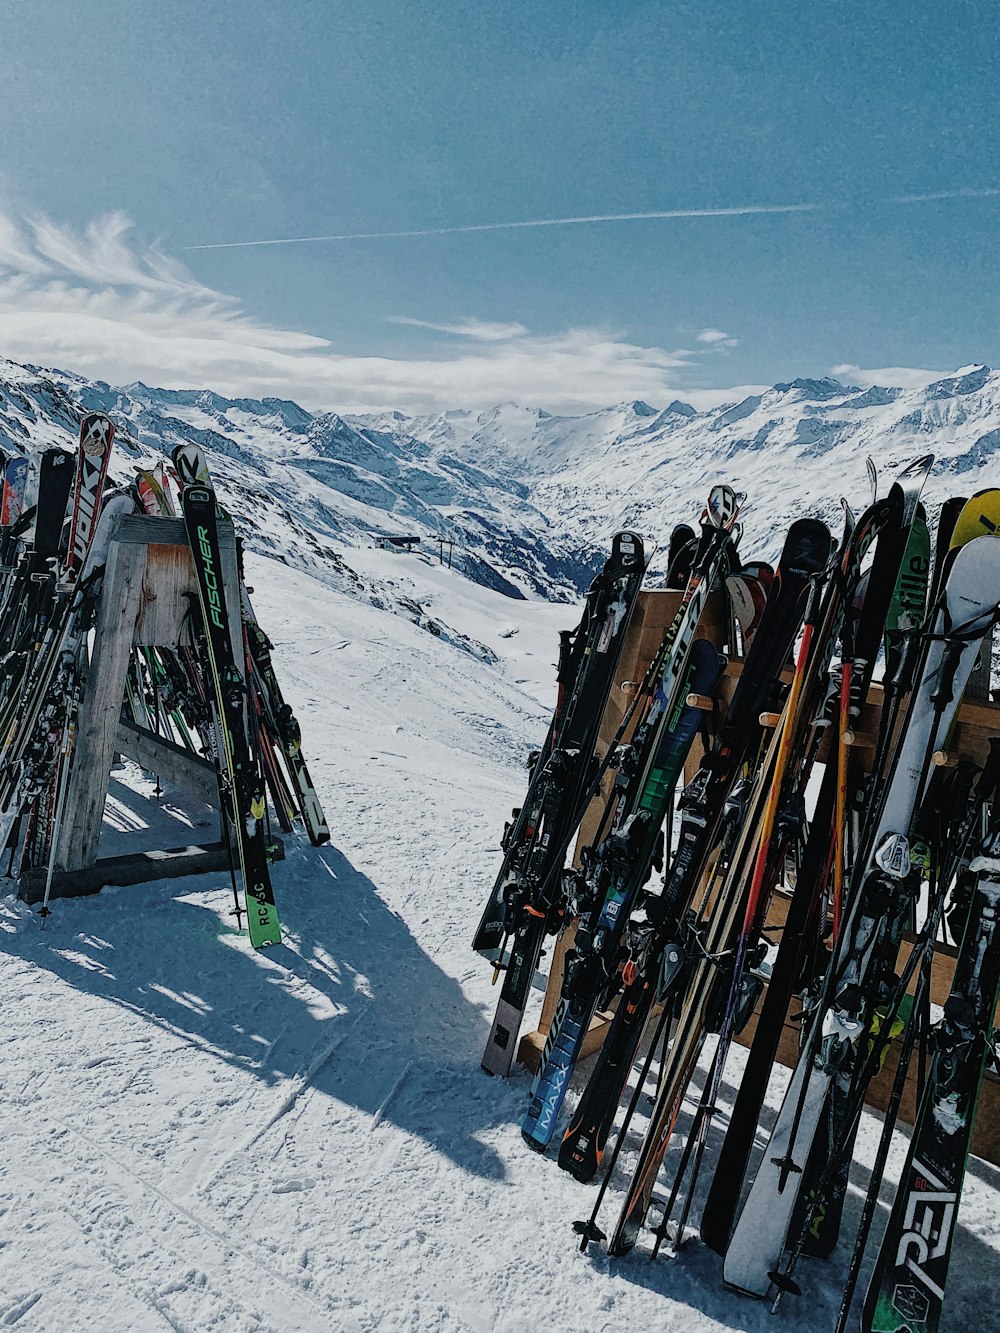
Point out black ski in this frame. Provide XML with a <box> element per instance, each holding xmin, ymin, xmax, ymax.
<box><xmin>862</xmin><ymin>820</ymin><xmax>1000</xmax><ymax>1333</ymax></box>
<box><xmin>473</xmin><ymin>532</ymin><xmax>645</xmax><ymax>962</ymax></box>
<box><xmin>181</xmin><ymin>481</ymin><xmax>281</xmax><ymax>948</ymax></box>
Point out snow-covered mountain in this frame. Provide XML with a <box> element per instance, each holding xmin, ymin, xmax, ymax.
<box><xmin>1</xmin><ymin>357</ymin><xmax>998</xmax><ymax>613</ymax></box>
<box><xmin>352</xmin><ymin>365</ymin><xmax>1000</xmax><ymax>566</ymax></box>
<box><xmin>0</xmin><ymin>359</ymin><xmax>595</xmax><ymax>609</ymax></box>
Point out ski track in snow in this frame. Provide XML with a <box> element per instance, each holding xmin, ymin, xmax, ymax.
<box><xmin>1</xmin><ymin>554</ymin><xmax>998</xmax><ymax>1332</ymax></box>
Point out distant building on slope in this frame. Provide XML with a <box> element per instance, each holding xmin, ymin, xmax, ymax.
<box><xmin>370</xmin><ymin>533</ymin><xmax>421</xmax><ymax>553</ymax></box>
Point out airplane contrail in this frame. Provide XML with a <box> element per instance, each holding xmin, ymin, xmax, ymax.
<box><xmin>184</xmin><ymin>188</ymin><xmax>1000</xmax><ymax>252</ymax></box>
<box><xmin>184</xmin><ymin>202</ymin><xmax>825</xmax><ymax>250</ymax></box>
<box><xmin>888</xmin><ymin>186</ymin><xmax>1000</xmax><ymax>204</ymax></box>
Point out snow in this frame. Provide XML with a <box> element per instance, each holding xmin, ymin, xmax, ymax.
<box><xmin>354</xmin><ymin>365</ymin><xmax>1000</xmax><ymax>573</ymax></box>
<box><xmin>17</xmin><ymin>355</ymin><xmax>1000</xmax><ymax>599</ymax></box>
<box><xmin>0</xmin><ymin>357</ymin><xmax>998</xmax><ymax>1330</ymax></box>
<box><xmin>1</xmin><ymin>550</ymin><xmax>998</xmax><ymax>1333</ymax></box>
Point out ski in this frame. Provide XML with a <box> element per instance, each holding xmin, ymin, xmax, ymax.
<box><xmin>723</xmin><ymin>532</ymin><xmax>1000</xmax><ymax>1299</ymax></box>
<box><xmin>557</xmin><ymin>639</ymin><xmax>730</xmax><ymax>1173</ymax></box>
<box><xmin>180</xmin><ymin>477</ymin><xmax>282</xmax><ymax>948</ymax></box>
<box><xmin>474</xmin><ymin>531</ymin><xmax>646</xmax><ymax>962</ymax></box>
<box><xmin>0</xmin><ymin>417</ymin><xmax>115</xmax><ymax>855</ymax></box>
<box><xmin>862</xmin><ymin>830</ymin><xmax>1000</xmax><ymax>1333</ymax></box>
<box><xmin>602</xmin><ymin>519</ymin><xmax>832</xmax><ymax>1256</ymax></box>
<box><xmin>698</xmin><ymin>456</ymin><xmax>934</xmax><ymax>1258</ymax></box>
<box><xmin>823</xmin><ymin>748</ymin><xmax>1000</xmax><ymax>1333</ymax></box>
<box><xmin>239</xmin><ymin>553</ymin><xmax>330</xmax><ymax>847</ymax></box>
<box><xmin>519</xmin><ymin>496</ymin><xmax>741</xmax><ymax>1142</ymax></box>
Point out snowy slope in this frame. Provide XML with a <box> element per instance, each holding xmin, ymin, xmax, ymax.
<box><xmin>5</xmin><ymin>356</ymin><xmax>999</xmax><ymax>606</ymax></box>
<box><xmin>355</xmin><ymin>366</ymin><xmax>1000</xmax><ymax>570</ymax></box>
<box><xmin>50</xmin><ymin>366</ymin><xmax>595</xmax><ymax>602</ymax></box>
<box><xmin>0</xmin><ymin>358</ymin><xmax>999</xmax><ymax>1331</ymax></box>
<box><xmin>2</xmin><ymin>552</ymin><xmax>997</xmax><ymax>1333</ymax></box>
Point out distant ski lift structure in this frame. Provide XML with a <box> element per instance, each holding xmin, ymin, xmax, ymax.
<box><xmin>434</xmin><ymin>534</ymin><xmax>455</xmax><ymax>568</ymax></box>
<box><xmin>371</xmin><ymin>533</ymin><xmax>421</xmax><ymax>553</ymax></box>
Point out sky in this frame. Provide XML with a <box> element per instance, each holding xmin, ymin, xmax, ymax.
<box><xmin>0</xmin><ymin>0</ymin><xmax>997</xmax><ymax>413</ymax></box>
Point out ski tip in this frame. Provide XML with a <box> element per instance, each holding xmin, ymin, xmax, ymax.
<box><xmin>699</xmin><ymin>1229</ymin><xmax>728</xmax><ymax>1257</ymax></box>
<box><xmin>520</xmin><ymin>1130</ymin><xmax>548</xmax><ymax>1154</ymax></box>
<box><xmin>250</xmin><ymin>930</ymin><xmax>283</xmax><ymax>950</ymax></box>
<box><xmin>561</xmin><ymin>1156</ymin><xmax>598</xmax><ymax>1185</ymax></box>
<box><xmin>722</xmin><ymin>1279</ymin><xmax>771</xmax><ymax>1300</ymax></box>
<box><xmin>606</xmin><ymin>1234</ymin><xmax>636</xmax><ymax>1259</ymax></box>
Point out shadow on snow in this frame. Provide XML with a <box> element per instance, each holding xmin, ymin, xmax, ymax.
<box><xmin>0</xmin><ymin>831</ymin><xmax>508</xmax><ymax>1183</ymax></box>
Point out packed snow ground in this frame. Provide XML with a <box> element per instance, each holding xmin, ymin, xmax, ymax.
<box><xmin>2</xmin><ymin>550</ymin><xmax>998</xmax><ymax>1333</ymax></box>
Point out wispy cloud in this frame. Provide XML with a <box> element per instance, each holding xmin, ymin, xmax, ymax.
<box><xmin>0</xmin><ymin>205</ymin><xmax>964</xmax><ymax>416</ymax></box>
<box><xmin>183</xmin><ymin>186</ymin><xmax>1000</xmax><ymax>252</ymax></box>
<box><xmin>387</xmin><ymin>316</ymin><xmax>529</xmax><ymax>342</ymax></box>
<box><xmin>0</xmin><ymin>207</ymin><xmax>715</xmax><ymax>414</ymax></box>
<box><xmin>830</xmin><ymin>363</ymin><xmax>946</xmax><ymax>389</ymax></box>
<box><xmin>696</xmin><ymin>328</ymin><xmax>738</xmax><ymax>348</ymax></box>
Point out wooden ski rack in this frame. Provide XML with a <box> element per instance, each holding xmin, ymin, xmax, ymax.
<box><xmin>517</xmin><ymin>588</ymin><xmax>1000</xmax><ymax>1166</ymax></box>
<box><xmin>18</xmin><ymin>513</ymin><xmax>282</xmax><ymax>904</ymax></box>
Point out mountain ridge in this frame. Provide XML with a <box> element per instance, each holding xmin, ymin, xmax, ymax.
<box><xmin>0</xmin><ymin>357</ymin><xmax>997</xmax><ymax>604</ymax></box>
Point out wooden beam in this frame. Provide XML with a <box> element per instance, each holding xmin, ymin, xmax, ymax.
<box><xmin>53</xmin><ymin>510</ymin><xmax>244</xmax><ymax>873</ymax></box>
<box><xmin>55</xmin><ymin>534</ymin><xmax>146</xmax><ymax>871</ymax></box>
<box><xmin>20</xmin><ymin>843</ymin><xmax>231</xmax><ymax>901</ymax></box>
<box><xmin>115</xmin><ymin>717</ymin><xmax>218</xmax><ymax>807</ymax></box>
<box><xmin>20</xmin><ymin>837</ymin><xmax>284</xmax><ymax>904</ymax></box>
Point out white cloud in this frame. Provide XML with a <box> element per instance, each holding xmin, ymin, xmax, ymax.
<box><xmin>386</xmin><ymin>316</ymin><xmax>529</xmax><ymax>342</ymax></box>
<box><xmin>829</xmin><ymin>363</ymin><xmax>945</xmax><ymax>389</ymax></box>
<box><xmin>0</xmin><ymin>207</ymin><xmax>714</xmax><ymax>414</ymax></box>
<box><xmin>0</xmin><ymin>205</ymin><xmax>961</xmax><ymax>418</ymax></box>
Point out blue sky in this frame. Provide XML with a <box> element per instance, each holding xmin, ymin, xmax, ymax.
<box><xmin>0</xmin><ymin>0</ymin><xmax>997</xmax><ymax>411</ymax></box>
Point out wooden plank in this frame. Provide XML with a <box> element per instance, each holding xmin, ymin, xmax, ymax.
<box><xmin>112</xmin><ymin>515</ymin><xmax>188</xmax><ymax>547</ymax></box>
<box><xmin>135</xmin><ymin>542</ymin><xmax>199</xmax><ymax>647</ymax></box>
<box><xmin>54</xmin><ymin>538</ymin><xmax>146</xmax><ymax>871</ymax></box>
<box><xmin>827</xmin><ymin>680</ymin><xmax>999</xmax><ymax>772</ymax></box>
<box><xmin>104</xmin><ymin>512</ymin><xmax>240</xmax><ymax>650</ymax></box>
<box><xmin>19</xmin><ymin>837</ymin><xmax>284</xmax><ymax>904</ymax></box>
<box><xmin>115</xmin><ymin>718</ymin><xmax>218</xmax><ymax>807</ymax></box>
<box><xmin>20</xmin><ymin>843</ymin><xmax>231</xmax><ymax>901</ymax></box>
<box><xmin>533</xmin><ymin>921</ymin><xmax>577</xmax><ymax>1036</ymax></box>
<box><xmin>124</xmin><ymin>513</ymin><xmax>239</xmax><ymax>652</ymax></box>
<box><xmin>518</xmin><ymin>1008</ymin><xmax>615</xmax><ymax>1074</ymax></box>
